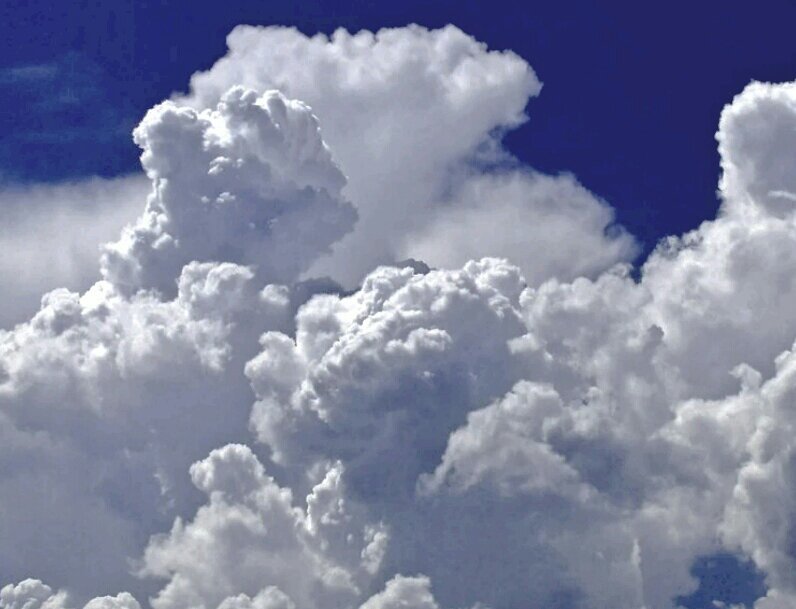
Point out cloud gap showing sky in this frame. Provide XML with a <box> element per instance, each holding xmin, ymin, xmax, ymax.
<box><xmin>0</xmin><ymin>22</ymin><xmax>795</xmax><ymax>609</ymax></box>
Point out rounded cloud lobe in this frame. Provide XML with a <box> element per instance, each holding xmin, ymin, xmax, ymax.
<box><xmin>1</xmin><ymin>24</ymin><xmax>796</xmax><ymax>609</ymax></box>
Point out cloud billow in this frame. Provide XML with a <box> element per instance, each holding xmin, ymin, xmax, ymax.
<box><xmin>101</xmin><ymin>86</ymin><xmax>356</xmax><ymax>296</ymax></box>
<box><xmin>1</xmin><ymin>24</ymin><xmax>796</xmax><ymax>609</ymax></box>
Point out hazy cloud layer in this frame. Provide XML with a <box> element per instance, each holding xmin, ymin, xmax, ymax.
<box><xmin>1</xmin><ymin>24</ymin><xmax>796</xmax><ymax>609</ymax></box>
<box><xmin>0</xmin><ymin>175</ymin><xmax>146</xmax><ymax>326</ymax></box>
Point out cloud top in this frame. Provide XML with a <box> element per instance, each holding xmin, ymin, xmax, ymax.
<box><xmin>101</xmin><ymin>86</ymin><xmax>356</xmax><ymax>295</ymax></box>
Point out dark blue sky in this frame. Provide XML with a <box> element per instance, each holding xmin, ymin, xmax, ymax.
<box><xmin>1</xmin><ymin>0</ymin><xmax>795</xmax><ymax>257</ymax></box>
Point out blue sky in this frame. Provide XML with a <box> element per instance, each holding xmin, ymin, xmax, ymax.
<box><xmin>1</xmin><ymin>0</ymin><xmax>794</xmax><ymax>254</ymax></box>
<box><xmin>1</xmin><ymin>4</ymin><xmax>795</xmax><ymax>609</ymax></box>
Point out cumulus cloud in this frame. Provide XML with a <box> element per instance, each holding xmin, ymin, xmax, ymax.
<box><xmin>2</xmin><ymin>22</ymin><xmax>796</xmax><ymax>609</ymax></box>
<box><xmin>182</xmin><ymin>24</ymin><xmax>636</xmax><ymax>286</ymax></box>
<box><xmin>244</xmin><ymin>258</ymin><xmax>527</xmax><ymax>486</ymax></box>
<box><xmin>0</xmin><ymin>579</ymin><xmax>71</xmax><ymax>609</ymax></box>
<box><xmin>141</xmin><ymin>445</ymin><xmax>383</xmax><ymax>609</ymax></box>
<box><xmin>358</xmin><ymin>576</ymin><xmax>442</xmax><ymax>609</ymax></box>
<box><xmin>101</xmin><ymin>86</ymin><xmax>356</xmax><ymax>296</ymax></box>
<box><xmin>0</xmin><ymin>82</ymin><xmax>355</xmax><ymax>600</ymax></box>
<box><xmin>0</xmin><ymin>261</ymin><xmax>275</xmax><ymax>601</ymax></box>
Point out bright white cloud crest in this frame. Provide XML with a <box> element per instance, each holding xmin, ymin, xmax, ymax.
<box><xmin>183</xmin><ymin>24</ymin><xmax>636</xmax><ymax>285</ymax></box>
<box><xmin>1</xmin><ymin>23</ymin><xmax>795</xmax><ymax>609</ymax></box>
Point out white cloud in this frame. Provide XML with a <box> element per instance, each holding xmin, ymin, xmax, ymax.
<box><xmin>182</xmin><ymin>24</ymin><xmax>636</xmax><ymax>286</ymax></box>
<box><xmin>0</xmin><ymin>580</ymin><xmax>140</xmax><ymax>609</ymax></box>
<box><xmin>419</xmin><ymin>380</ymin><xmax>589</xmax><ymax>498</ymax></box>
<box><xmin>244</xmin><ymin>258</ymin><xmax>527</xmax><ymax>484</ymax></box>
<box><xmin>217</xmin><ymin>588</ymin><xmax>295</xmax><ymax>609</ymax></box>
<box><xmin>0</xmin><ymin>579</ymin><xmax>70</xmax><ymax>609</ymax></box>
<box><xmin>234</xmin><ymin>78</ymin><xmax>796</xmax><ymax>609</ymax></box>
<box><xmin>101</xmin><ymin>87</ymin><xmax>356</xmax><ymax>296</ymax></box>
<box><xmin>2</xmin><ymin>22</ymin><xmax>796</xmax><ymax>609</ymax></box>
<box><xmin>358</xmin><ymin>576</ymin><xmax>440</xmax><ymax>609</ymax></box>
<box><xmin>141</xmin><ymin>445</ymin><xmax>382</xmax><ymax>609</ymax></box>
<box><xmin>82</xmin><ymin>594</ymin><xmax>142</xmax><ymax>609</ymax></box>
<box><xmin>0</xmin><ymin>261</ymin><xmax>276</xmax><ymax>601</ymax></box>
<box><xmin>0</xmin><ymin>84</ymin><xmax>361</xmax><ymax>599</ymax></box>
<box><xmin>0</xmin><ymin>77</ymin><xmax>359</xmax><ymax>606</ymax></box>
